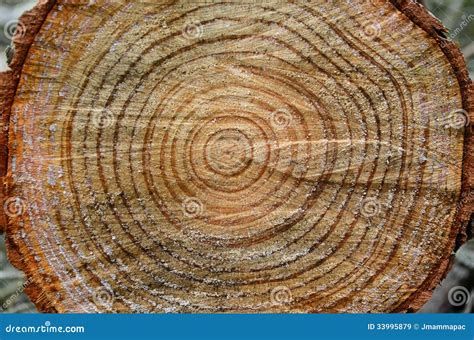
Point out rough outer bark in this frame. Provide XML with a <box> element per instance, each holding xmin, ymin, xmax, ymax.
<box><xmin>0</xmin><ymin>0</ymin><xmax>472</xmax><ymax>313</ymax></box>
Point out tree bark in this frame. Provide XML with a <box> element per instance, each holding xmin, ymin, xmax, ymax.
<box><xmin>0</xmin><ymin>0</ymin><xmax>472</xmax><ymax>313</ymax></box>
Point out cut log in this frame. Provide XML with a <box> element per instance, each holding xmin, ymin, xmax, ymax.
<box><xmin>0</xmin><ymin>0</ymin><xmax>472</xmax><ymax>313</ymax></box>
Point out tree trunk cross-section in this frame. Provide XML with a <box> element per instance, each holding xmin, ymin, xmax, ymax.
<box><xmin>0</xmin><ymin>0</ymin><xmax>472</xmax><ymax>313</ymax></box>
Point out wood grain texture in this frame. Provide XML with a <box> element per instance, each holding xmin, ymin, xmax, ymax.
<box><xmin>0</xmin><ymin>0</ymin><xmax>472</xmax><ymax>313</ymax></box>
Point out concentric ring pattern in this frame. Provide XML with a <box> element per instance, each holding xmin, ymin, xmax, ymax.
<box><xmin>6</xmin><ymin>0</ymin><xmax>466</xmax><ymax>312</ymax></box>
